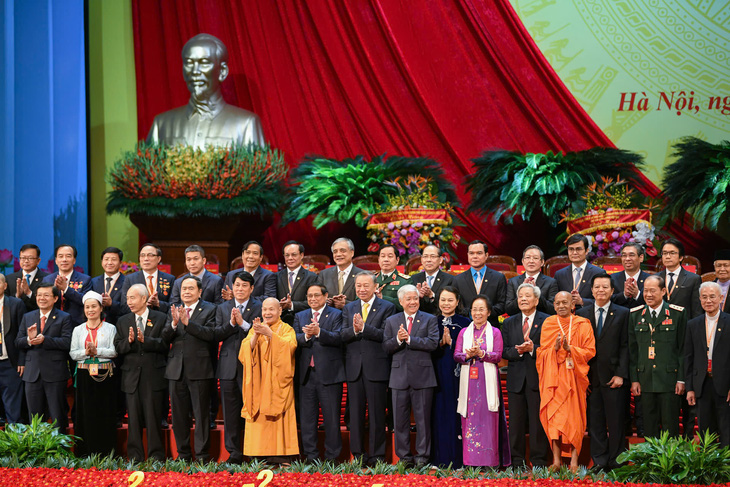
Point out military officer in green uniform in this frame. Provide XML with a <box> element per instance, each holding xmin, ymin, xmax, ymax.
<box><xmin>375</xmin><ymin>245</ymin><xmax>411</xmax><ymax>312</ymax></box>
<box><xmin>628</xmin><ymin>274</ymin><xmax>687</xmax><ymax>437</ymax></box>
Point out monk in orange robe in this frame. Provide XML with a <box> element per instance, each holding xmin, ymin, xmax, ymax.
<box><xmin>536</xmin><ymin>291</ymin><xmax>595</xmax><ymax>470</ymax></box>
<box><xmin>239</xmin><ymin>297</ymin><xmax>299</xmax><ymax>460</ymax></box>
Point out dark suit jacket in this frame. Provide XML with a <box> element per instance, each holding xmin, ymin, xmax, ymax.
<box><xmin>340</xmin><ymin>297</ymin><xmax>396</xmax><ymax>382</ymax></box>
<box><xmin>170</xmin><ymin>270</ymin><xmax>224</xmax><ymax>306</ymax></box>
<box><xmin>452</xmin><ymin>266</ymin><xmax>507</xmax><ymax>323</ymax></box>
<box><xmin>664</xmin><ymin>267</ymin><xmax>702</xmax><ymax>319</ymax></box>
<box><xmin>316</xmin><ymin>265</ymin><xmax>364</xmax><ymax>303</ymax></box>
<box><xmin>5</xmin><ymin>268</ymin><xmax>48</xmax><ymax>311</ymax></box>
<box><xmin>382</xmin><ymin>310</ymin><xmax>439</xmax><ymax>389</ymax></box>
<box><xmin>15</xmin><ymin>307</ymin><xmax>73</xmax><ymax>382</ymax></box>
<box><xmin>554</xmin><ymin>262</ymin><xmax>603</xmax><ymax>309</ymax></box>
<box><xmin>502</xmin><ymin>311</ymin><xmax>549</xmax><ymax>393</ymax></box>
<box><xmin>685</xmin><ymin>312</ymin><xmax>730</xmax><ymax>398</ymax></box>
<box><xmin>293</xmin><ymin>305</ymin><xmax>345</xmax><ymax>385</ymax></box>
<box><xmin>1</xmin><ymin>296</ymin><xmax>27</xmax><ymax>367</ymax></box>
<box><xmin>505</xmin><ymin>273</ymin><xmax>558</xmax><ymax>315</ymax></box>
<box><xmin>42</xmin><ymin>270</ymin><xmax>92</xmax><ymax>324</ymax></box>
<box><xmin>90</xmin><ymin>273</ymin><xmax>126</xmax><ymax>324</ymax></box>
<box><xmin>120</xmin><ymin>270</ymin><xmax>176</xmax><ymax>314</ymax></box>
<box><xmin>277</xmin><ymin>267</ymin><xmax>318</xmax><ymax>314</ymax></box>
<box><xmin>410</xmin><ymin>270</ymin><xmax>454</xmax><ymax>314</ymax></box>
<box><xmin>224</xmin><ymin>267</ymin><xmax>277</xmax><ymax>303</ymax></box>
<box><xmin>611</xmin><ymin>270</ymin><xmax>650</xmax><ymax>308</ymax></box>
<box><xmin>161</xmin><ymin>300</ymin><xmax>218</xmax><ymax>381</ymax></box>
<box><xmin>577</xmin><ymin>303</ymin><xmax>630</xmax><ymax>386</ymax></box>
<box><xmin>210</xmin><ymin>298</ymin><xmax>261</xmax><ymax>380</ymax></box>
<box><xmin>114</xmin><ymin>310</ymin><xmax>169</xmax><ymax>393</ymax></box>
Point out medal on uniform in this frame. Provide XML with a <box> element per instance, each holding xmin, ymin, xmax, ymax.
<box><xmin>469</xmin><ymin>365</ymin><xmax>479</xmax><ymax>379</ymax></box>
<box><xmin>648</xmin><ymin>346</ymin><xmax>655</xmax><ymax>360</ymax></box>
<box><xmin>89</xmin><ymin>363</ymin><xmax>99</xmax><ymax>376</ymax></box>
<box><xmin>566</xmin><ymin>356</ymin><xmax>574</xmax><ymax>369</ymax></box>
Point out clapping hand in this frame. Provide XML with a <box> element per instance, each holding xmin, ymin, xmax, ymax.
<box><xmin>440</xmin><ymin>326</ymin><xmax>452</xmax><ymax>347</ymax></box>
<box><xmin>147</xmin><ymin>292</ymin><xmax>160</xmax><ymax>308</ymax></box>
<box><xmin>252</xmin><ymin>318</ymin><xmax>272</xmax><ymax>338</ymax></box>
<box><xmin>397</xmin><ymin>324</ymin><xmax>409</xmax><ymax>342</ymax></box>
<box><xmin>101</xmin><ymin>292</ymin><xmax>112</xmax><ymax>307</ymax></box>
<box><xmin>231</xmin><ymin>307</ymin><xmax>244</xmax><ymax>327</ymax></box>
<box><xmin>353</xmin><ymin>313</ymin><xmax>364</xmax><ymax>333</ymax></box>
<box><xmin>279</xmin><ymin>294</ymin><xmax>292</xmax><ymax>310</ymax></box>
<box><xmin>554</xmin><ymin>334</ymin><xmax>563</xmax><ymax>351</ymax></box>
<box><xmin>375</xmin><ymin>284</ymin><xmax>386</xmax><ymax>300</ymax></box>
<box><xmin>128</xmin><ymin>326</ymin><xmax>135</xmax><ymax>343</ymax></box>
<box><xmin>221</xmin><ymin>285</ymin><xmax>233</xmax><ymax>301</ymax></box>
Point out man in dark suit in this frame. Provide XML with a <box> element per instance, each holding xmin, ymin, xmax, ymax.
<box><xmin>293</xmin><ymin>283</ymin><xmax>345</xmax><ymax>461</ymax></box>
<box><xmin>114</xmin><ymin>283</ymin><xmax>169</xmax><ymax>461</ymax></box>
<box><xmin>453</xmin><ymin>240</ymin><xmax>506</xmax><ymax>324</ymax></box>
<box><xmin>15</xmin><ymin>283</ymin><xmax>72</xmax><ymax>432</ymax></box>
<box><xmin>202</xmin><ymin>271</ymin><xmax>260</xmax><ymax>464</ymax></box>
<box><xmin>660</xmin><ymin>238</ymin><xmax>702</xmax><ymax>319</ymax></box>
<box><xmin>611</xmin><ymin>242</ymin><xmax>650</xmax><ymax>309</ymax></box>
<box><xmin>713</xmin><ymin>250</ymin><xmax>730</xmax><ymax>314</ymax></box>
<box><xmin>411</xmin><ymin>245</ymin><xmax>453</xmax><ymax>314</ymax></box>
<box><xmin>161</xmin><ymin>276</ymin><xmax>218</xmax><ymax>462</ymax></box>
<box><xmin>341</xmin><ymin>271</ymin><xmax>396</xmax><ymax>464</ymax></box>
<box><xmin>629</xmin><ymin>274</ymin><xmax>687</xmax><ymax>437</ymax></box>
<box><xmin>170</xmin><ymin>245</ymin><xmax>224</xmax><ymax>305</ymax></box>
<box><xmin>577</xmin><ymin>273</ymin><xmax>630</xmax><ymax>470</ymax></box>
<box><xmin>222</xmin><ymin>241</ymin><xmax>276</xmax><ymax>303</ymax></box>
<box><xmin>502</xmin><ymin>282</ymin><xmax>551</xmax><ymax>467</ymax></box>
<box><xmin>42</xmin><ymin>244</ymin><xmax>92</xmax><ymax>325</ymax></box>
<box><xmin>383</xmin><ymin>285</ymin><xmax>438</xmax><ymax>466</ymax></box>
<box><xmin>5</xmin><ymin>244</ymin><xmax>48</xmax><ymax>311</ymax></box>
<box><xmin>120</xmin><ymin>244</ymin><xmax>175</xmax><ymax>315</ymax></box>
<box><xmin>317</xmin><ymin>238</ymin><xmax>364</xmax><ymax>309</ymax></box>
<box><xmin>89</xmin><ymin>247</ymin><xmax>126</xmax><ymax>325</ymax></box>
<box><xmin>554</xmin><ymin>233</ymin><xmax>603</xmax><ymax>310</ymax></box>
<box><xmin>686</xmin><ymin>282</ymin><xmax>730</xmax><ymax>447</ymax></box>
<box><xmin>277</xmin><ymin>241</ymin><xmax>318</xmax><ymax>325</ymax></box>
<box><xmin>0</xmin><ymin>274</ymin><xmax>27</xmax><ymax>423</ymax></box>
<box><xmin>505</xmin><ymin>245</ymin><xmax>558</xmax><ymax>316</ymax></box>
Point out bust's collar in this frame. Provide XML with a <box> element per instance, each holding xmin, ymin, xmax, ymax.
<box><xmin>187</xmin><ymin>91</ymin><xmax>225</xmax><ymax>120</ymax></box>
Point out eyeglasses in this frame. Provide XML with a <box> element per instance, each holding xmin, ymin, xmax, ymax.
<box><xmin>139</xmin><ymin>253</ymin><xmax>159</xmax><ymax>258</ymax></box>
<box><xmin>662</xmin><ymin>251</ymin><xmax>679</xmax><ymax>256</ymax></box>
<box><xmin>18</xmin><ymin>256</ymin><xmax>39</xmax><ymax>261</ymax></box>
<box><xmin>621</xmin><ymin>253</ymin><xmax>639</xmax><ymax>258</ymax></box>
<box><xmin>306</xmin><ymin>293</ymin><xmax>324</xmax><ymax>298</ymax></box>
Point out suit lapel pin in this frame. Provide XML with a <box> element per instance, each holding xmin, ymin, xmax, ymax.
<box><xmin>52</xmin><ymin>315</ymin><xmax>56</xmax><ymax>319</ymax></box>
<box><xmin>417</xmin><ymin>319</ymin><xmax>420</xmax><ymax>323</ymax></box>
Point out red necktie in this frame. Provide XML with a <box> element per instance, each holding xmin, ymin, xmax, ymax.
<box><xmin>407</xmin><ymin>316</ymin><xmax>413</xmax><ymax>334</ymax></box>
<box><xmin>522</xmin><ymin>317</ymin><xmax>530</xmax><ymax>340</ymax></box>
<box><xmin>147</xmin><ymin>275</ymin><xmax>155</xmax><ymax>295</ymax></box>
<box><xmin>310</xmin><ymin>311</ymin><xmax>319</xmax><ymax>367</ymax></box>
<box><xmin>525</xmin><ymin>276</ymin><xmax>535</xmax><ymax>285</ymax></box>
<box><xmin>40</xmin><ymin>315</ymin><xmax>47</xmax><ymax>333</ymax></box>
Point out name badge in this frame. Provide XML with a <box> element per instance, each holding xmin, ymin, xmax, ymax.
<box><xmin>566</xmin><ymin>356</ymin><xmax>574</xmax><ymax>370</ymax></box>
<box><xmin>89</xmin><ymin>363</ymin><xmax>99</xmax><ymax>376</ymax></box>
<box><xmin>469</xmin><ymin>365</ymin><xmax>479</xmax><ymax>380</ymax></box>
<box><xmin>708</xmin><ymin>359</ymin><xmax>713</xmax><ymax>374</ymax></box>
<box><xmin>648</xmin><ymin>346</ymin><xmax>655</xmax><ymax>360</ymax></box>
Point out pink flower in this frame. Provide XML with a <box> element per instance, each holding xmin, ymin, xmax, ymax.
<box><xmin>0</xmin><ymin>249</ymin><xmax>13</xmax><ymax>266</ymax></box>
<box><xmin>400</xmin><ymin>229</ymin><xmax>408</xmax><ymax>236</ymax></box>
<box><xmin>595</xmin><ymin>234</ymin><xmax>604</xmax><ymax>242</ymax></box>
<box><xmin>402</xmin><ymin>220</ymin><xmax>410</xmax><ymax>227</ymax></box>
<box><xmin>611</xmin><ymin>231</ymin><xmax>620</xmax><ymax>239</ymax></box>
<box><xmin>387</xmin><ymin>223</ymin><xmax>395</xmax><ymax>230</ymax></box>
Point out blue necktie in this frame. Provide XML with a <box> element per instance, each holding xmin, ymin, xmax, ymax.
<box><xmin>597</xmin><ymin>307</ymin><xmax>604</xmax><ymax>337</ymax></box>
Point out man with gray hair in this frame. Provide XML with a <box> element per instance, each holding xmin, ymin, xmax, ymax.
<box><xmin>147</xmin><ymin>33</ymin><xmax>266</xmax><ymax>149</ymax></box>
<box><xmin>317</xmin><ymin>238</ymin><xmax>364</xmax><ymax>309</ymax></box>
<box><xmin>114</xmin><ymin>284</ymin><xmax>169</xmax><ymax>461</ymax></box>
<box><xmin>502</xmin><ymin>282</ymin><xmax>551</xmax><ymax>467</ymax></box>
<box><xmin>685</xmin><ymin>281</ymin><xmax>730</xmax><ymax>446</ymax></box>
<box><xmin>341</xmin><ymin>271</ymin><xmax>396</xmax><ymax>465</ymax></box>
<box><xmin>383</xmin><ymin>284</ymin><xmax>439</xmax><ymax>466</ymax></box>
<box><xmin>505</xmin><ymin>245</ymin><xmax>558</xmax><ymax>315</ymax></box>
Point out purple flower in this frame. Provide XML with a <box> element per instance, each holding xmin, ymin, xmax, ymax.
<box><xmin>402</xmin><ymin>220</ymin><xmax>410</xmax><ymax>227</ymax></box>
<box><xmin>387</xmin><ymin>223</ymin><xmax>395</xmax><ymax>230</ymax></box>
<box><xmin>595</xmin><ymin>234</ymin><xmax>604</xmax><ymax>242</ymax></box>
<box><xmin>414</xmin><ymin>221</ymin><xmax>423</xmax><ymax>228</ymax></box>
<box><xmin>400</xmin><ymin>229</ymin><xmax>408</xmax><ymax>236</ymax></box>
<box><xmin>611</xmin><ymin>231</ymin><xmax>620</xmax><ymax>239</ymax></box>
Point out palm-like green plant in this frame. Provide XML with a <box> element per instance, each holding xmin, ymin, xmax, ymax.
<box><xmin>284</xmin><ymin>154</ymin><xmax>457</xmax><ymax>229</ymax></box>
<box><xmin>466</xmin><ymin>147</ymin><xmax>644</xmax><ymax>226</ymax></box>
<box><xmin>0</xmin><ymin>415</ymin><xmax>77</xmax><ymax>460</ymax></box>
<box><xmin>660</xmin><ymin>137</ymin><xmax>730</xmax><ymax>230</ymax></box>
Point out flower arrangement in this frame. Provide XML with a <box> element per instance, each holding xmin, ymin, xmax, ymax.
<box><xmin>119</xmin><ymin>261</ymin><xmax>140</xmax><ymax>275</ymax></box>
<box><xmin>366</xmin><ymin>176</ymin><xmax>464</xmax><ymax>263</ymax></box>
<box><xmin>106</xmin><ymin>142</ymin><xmax>288</xmax><ymax>218</ymax></box>
<box><xmin>0</xmin><ymin>249</ymin><xmax>13</xmax><ymax>274</ymax></box>
<box><xmin>561</xmin><ymin>177</ymin><xmax>659</xmax><ymax>258</ymax></box>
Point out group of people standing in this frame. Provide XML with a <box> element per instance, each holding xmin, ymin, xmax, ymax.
<box><xmin>0</xmin><ymin>232</ymin><xmax>727</xmax><ymax>471</ymax></box>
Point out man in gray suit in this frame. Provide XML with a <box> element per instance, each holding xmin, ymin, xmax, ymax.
<box><xmin>317</xmin><ymin>238</ymin><xmax>363</xmax><ymax>309</ymax></box>
<box><xmin>383</xmin><ymin>284</ymin><xmax>439</xmax><ymax>466</ymax></box>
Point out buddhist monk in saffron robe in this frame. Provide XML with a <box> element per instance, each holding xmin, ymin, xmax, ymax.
<box><xmin>239</xmin><ymin>297</ymin><xmax>299</xmax><ymax>460</ymax></box>
<box><xmin>536</xmin><ymin>291</ymin><xmax>595</xmax><ymax>470</ymax></box>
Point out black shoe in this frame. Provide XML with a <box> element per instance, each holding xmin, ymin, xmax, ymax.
<box><xmin>210</xmin><ymin>420</ymin><xmax>217</xmax><ymax>430</ymax></box>
<box><xmin>226</xmin><ymin>455</ymin><xmax>244</xmax><ymax>465</ymax></box>
<box><xmin>161</xmin><ymin>420</ymin><xmax>169</xmax><ymax>429</ymax></box>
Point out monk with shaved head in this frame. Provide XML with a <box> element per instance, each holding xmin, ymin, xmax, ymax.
<box><xmin>239</xmin><ymin>297</ymin><xmax>299</xmax><ymax>462</ymax></box>
<box><xmin>536</xmin><ymin>291</ymin><xmax>596</xmax><ymax>470</ymax></box>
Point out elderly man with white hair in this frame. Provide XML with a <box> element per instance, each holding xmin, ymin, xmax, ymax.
<box><xmin>685</xmin><ymin>280</ymin><xmax>730</xmax><ymax>446</ymax></box>
<box><xmin>383</xmin><ymin>284</ymin><xmax>439</xmax><ymax>466</ymax></box>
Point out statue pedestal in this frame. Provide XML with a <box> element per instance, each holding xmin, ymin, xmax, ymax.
<box><xmin>129</xmin><ymin>213</ymin><xmax>272</xmax><ymax>277</ymax></box>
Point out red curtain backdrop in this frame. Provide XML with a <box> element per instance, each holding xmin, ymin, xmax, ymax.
<box><xmin>132</xmin><ymin>0</ymin><xmax>712</xmax><ymax>263</ymax></box>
